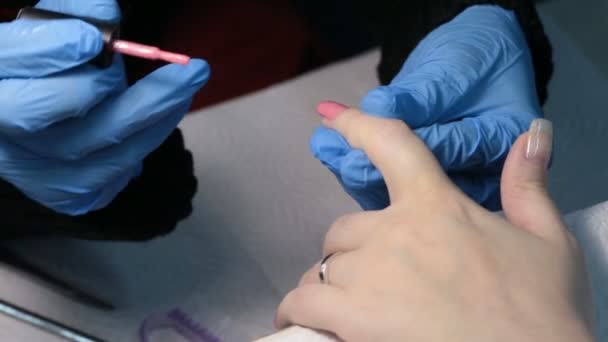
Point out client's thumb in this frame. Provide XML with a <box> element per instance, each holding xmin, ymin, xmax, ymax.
<box><xmin>501</xmin><ymin>119</ymin><xmax>567</xmax><ymax>244</ymax></box>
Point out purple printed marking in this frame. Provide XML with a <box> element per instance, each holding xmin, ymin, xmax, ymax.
<box><xmin>139</xmin><ymin>309</ymin><xmax>222</xmax><ymax>342</ymax></box>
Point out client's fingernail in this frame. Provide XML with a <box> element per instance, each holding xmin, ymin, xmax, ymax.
<box><xmin>526</xmin><ymin>119</ymin><xmax>553</xmax><ymax>169</ymax></box>
<box><xmin>317</xmin><ymin>101</ymin><xmax>348</xmax><ymax>121</ymax></box>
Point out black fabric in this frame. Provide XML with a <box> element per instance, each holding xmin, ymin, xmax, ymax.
<box><xmin>0</xmin><ymin>129</ymin><xmax>197</xmax><ymax>241</ymax></box>
<box><xmin>354</xmin><ymin>0</ymin><xmax>553</xmax><ymax>105</ymax></box>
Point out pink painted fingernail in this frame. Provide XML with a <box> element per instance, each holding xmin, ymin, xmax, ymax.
<box><xmin>317</xmin><ymin>101</ymin><xmax>348</xmax><ymax>121</ymax></box>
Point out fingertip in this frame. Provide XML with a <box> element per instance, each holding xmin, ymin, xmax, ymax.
<box><xmin>503</xmin><ymin>121</ymin><xmax>551</xmax><ymax>192</ymax></box>
<box><xmin>501</xmin><ymin>120</ymin><xmax>566</xmax><ymax>242</ymax></box>
<box><xmin>309</xmin><ymin>128</ymin><xmax>390</xmax><ymax>210</ymax></box>
<box><xmin>186</xmin><ymin>58</ymin><xmax>210</xmax><ymax>74</ymax></box>
<box><xmin>150</xmin><ymin>58</ymin><xmax>210</xmax><ymax>94</ymax></box>
<box><xmin>186</xmin><ymin>59</ymin><xmax>211</xmax><ymax>90</ymax></box>
<box><xmin>309</xmin><ymin>127</ymin><xmax>350</xmax><ymax>160</ymax></box>
<box><xmin>339</xmin><ymin>149</ymin><xmax>382</xmax><ymax>190</ymax></box>
<box><xmin>317</xmin><ymin>101</ymin><xmax>348</xmax><ymax>121</ymax></box>
<box><xmin>525</xmin><ymin>119</ymin><xmax>553</xmax><ymax>170</ymax></box>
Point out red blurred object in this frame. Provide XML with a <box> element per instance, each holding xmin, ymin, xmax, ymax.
<box><xmin>137</xmin><ymin>0</ymin><xmax>335</xmax><ymax>110</ymax></box>
<box><xmin>0</xmin><ymin>8</ymin><xmax>18</xmax><ymax>19</ymax></box>
<box><xmin>0</xmin><ymin>1</ymin><xmax>337</xmax><ymax>111</ymax></box>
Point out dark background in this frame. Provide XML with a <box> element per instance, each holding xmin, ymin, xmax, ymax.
<box><xmin>0</xmin><ymin>0</ymin><xmax>378</xmax><ymax>110</ymax></box>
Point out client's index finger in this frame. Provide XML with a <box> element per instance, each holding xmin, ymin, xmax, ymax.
<box><xmin>318</xmin><ymin>102</ymin><xmax>449</xmax><ymax>204</ymax></box>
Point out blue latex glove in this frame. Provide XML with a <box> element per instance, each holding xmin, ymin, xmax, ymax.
<box><xmin>0</xmin><ymin>0</ymin><xmax>210</xmax><ymax>215</ymax></box>
<box><xmin>310</xmin><ymin>5</ymin><xmax>542</xmax><ymax>210</ymax></box>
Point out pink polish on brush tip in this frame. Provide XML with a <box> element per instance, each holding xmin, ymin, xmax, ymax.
<box><xmin>111</xmin><ymin>40</ymin><xmax>191</xmax><ymax>65</ymax></box>
<box><xmin>317</xmin><ymin>101</ymin><xmax>348</xmax><ymax>120</ymax></box>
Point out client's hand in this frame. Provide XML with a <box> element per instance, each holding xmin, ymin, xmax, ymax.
<box><xmin>310</xmin><ymin>6</ymin><xmax>542</xmax><ymax>211</ymax></box>
<box><xmin>276</xmin><ymin>103</ymin><xmax>593</xmax><ymax>342</ymax></box>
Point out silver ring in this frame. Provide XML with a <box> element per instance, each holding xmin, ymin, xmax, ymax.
<box><xmin>319</xmin><ymin>253</ymin><xmax>336</xmax><ymax>285</ymax></box>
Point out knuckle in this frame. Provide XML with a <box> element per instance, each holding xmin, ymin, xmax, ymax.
<box><xmin>298</xmin><ymin>267</ymin><xmax>318</xmax><ymax>286</ymax></box>
<box><xmin>283</xmin><ymin>287</ymin><xmax>309</xmax><ymax>309</ymax></box>
<box><xmin>329</xmin><ymin>214</ymin><xmax>354</xmax><ymax>231</ymax></box>
<box><xmin>297</xmin><ymin>273</ymin><xmax>308</xmax><ymax>287</ymax></box>
<box><xmin>324</xmin><ymin>213</ymin><xmax>366</xmax><ymax>252</ymax></box>
<box><xmin>324</xmin><ymin>221</ymin><xmax>347</xmax><ymax>253</ymax></box>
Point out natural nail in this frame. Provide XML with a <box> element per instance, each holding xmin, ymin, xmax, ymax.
<box><xmin>526</xmin><ymin>119</ymin><xmax>553</xmax><ymax>168</ymax></box>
